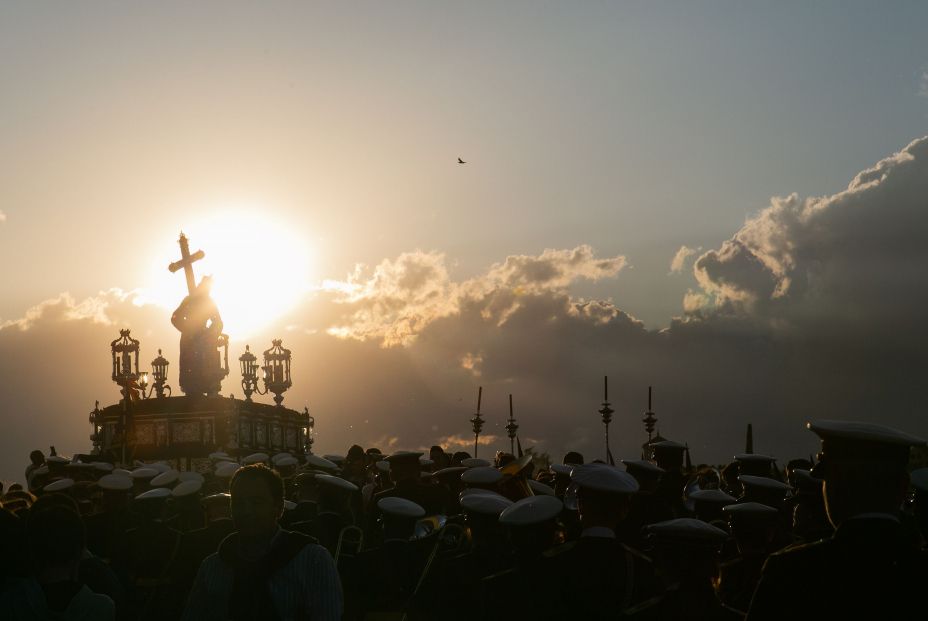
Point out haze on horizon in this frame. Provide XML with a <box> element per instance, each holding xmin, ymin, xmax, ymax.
<box><xmin>2</xmin><ymin>2</ymin><xmax>928</xmax><ymax>484</ymax></box>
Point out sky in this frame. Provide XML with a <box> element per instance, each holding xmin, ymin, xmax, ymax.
<box><xmin>1</xmin><ymin>2</ymin><xmax>928</xmax><ymax>484</ymax></box>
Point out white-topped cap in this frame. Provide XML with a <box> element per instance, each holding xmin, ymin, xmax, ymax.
<box><xmin>209</xmin><ymin>452</ymin><xmax>234</xmax><ymax>462</ymax></box>
<box><xmin>47</xmin><ymin>455</ymin><xmax>71</xmax><ymax>465</ymax></box>
<box><xmin>315</xmin><ymin>474</ymin><xmax>359</xmax><ymax>492</ymax></box>
<box><xmin>172</xmin><ymin>480</ymin><xmax>203</xmax><ymax>498</ymax></box>
<box><xmin>734</xmin><ymin>453</ymin><xmax>776</xmax><ymax>463</ymax></box>
<box><xmin>149</xmin><ymin>462</ymin><xmax>173</xmax><ymax>474</ymax></box>
<box><xmin>377</xmin><ymin>496</ymin><xmax>426</xmax><ymax>518</ymax></box>
<box><xmin>91</xmin><ymin>462</ymin><xmax>114</xmax><ymax>473</ymax></box>
<box><xmin>271</xmin><ymin>452</ymin><xmax>293</xmax><ymax>465</ymax></box>
<box><xmin>651</xmin><ymin>440</ymin><xmax>686</xmax><ymax>450</ymax></box>
<box><xmin>807</xmin><ymin>420</ymin><xmax>927</xmax><ymax>446</ymax></box>
<box><xmin>243</xmin><ymin>453</ymin><xmax>270</xmax><ymax>465</ymax></box>
<box><xmin>528</xmin><ymin>480</ymin><xmax>555</xmax><ymax>496</ymax></box>
<box><xmin>738</xmin><ymin>475</ymin><xmax>791</xmax><ymax>491</ymax></box>
<box><xmin>375</xmin><ymin>460</ymin><xmax>391</xmax><ymax>473</ymax></box>
<box><xmin>178</xmin><ymin>471</ymin><xmax>205</xmax><ymax>484</ymax></box>
<box><xmin>275</xmin><ymin>456</ymin><xmax>299</xmax><ymax>468</ymax></box>
<box><xmin>113</xmin><ymin>469</ymin><xmax>133</xmax><ymax>477</ymax></box>
<box><xmin>283</xmin><ymin>499</ymin><xmax>297</xmax><ymax>511</ymax></box>
<box><xmin>432</xmin><ymin>466</ymin><xmax>467</xmax><ymax>480</ymax></box>
<box><xmin>44</xmin><ymin>478</ymin><xmax>75</xmax><ymax>493</ymax></box>
<box><xmin>646</xmin><ymin>518</ymin><xmax>729</xmax><ymax>545</ymax></box>
<box><xmin>499</xmin><ymin>495</ymin><xmax>563</xmax><ymax>526</ymax></box>
<box><xmin>550</xmin><ymin>464</ymin><xmax>573</xmax><ymax>476</ymax></box>
<box><xmin>151</xmin><ymin>470</ymin><xmax>179</xmax><ymax>487</ymax></box>
<box><xmin>622</xmin><ymin>459</ymin><xmax>665</xmax><ymax>474</ymax></box>
<box><xmin>461</xmin><ymin>466</ymin><xmax>504</xmax><ymax>486</ymax></box>
<box><xmin>130</xmin><ymin>468</ymin><xmax>159</xmax><ymax>480</ymax></box>
<box><xmin>689</xmin><ymin>488</ymin><xmax>737</xmax><ymax>504</ymax></box>
<box><xmin>98</xmin><ymin>474</ymin><xmax>133</xmax><ymax>491</ymax></box>
<box><xmin>722</xmin><ymin>502</ymin><xmax>779</xmax><ymax>516</ymax></box>
<box><xmin>460</xmin><ymin>491</ymin><xmax>513</xmax><ymax>516</ymax></box>
<box><xmin>135</xmin><ymin>487</ymin><xmax>172</xmax><ymax>501</ymax></box>
<box><xmin>419</xmin><ymin>458</ymin><xmax>435</xmax><ymax>467</ymax></box>
<box><xmin>305</xmin><ymin>454</ymin><xmax>340</xmax><ymax>471</ymax></box>
<box><xmin>571</xmin><ymin>463</ymin><xmax>639</xmax><ymax>495</ymax></box>
<box><xmin>461</xmin><ymin>458</ymin><xmax>492</xmax><ymax>468</ymax></box>
<box><xmin>323</xmin><ymin>454</ymin><xmax>346</xmax><ymax>464</ymax></box>
<box><xmin>215</xmin><ymin>462</ymin><xmax>241</xmax><ymax>478</ymax></box>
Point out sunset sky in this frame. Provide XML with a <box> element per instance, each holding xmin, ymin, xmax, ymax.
<box><xmin>2</xmin><ymin>3</ymin><xmax>928</xmax><ymax>483</ymax></box>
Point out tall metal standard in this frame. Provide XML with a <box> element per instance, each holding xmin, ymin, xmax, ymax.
<box><xmin>505</xmin><ymin>394</ymin><xmax>519</xmax><ymax>455</ymax></box>
<box><xmin>470</xmin><ymin>386</ymin><xmax>484</xmax><ymax>458</ymax></box>
<box><xmin>598</xmin><ymin>376</ymin><xmax>614</xmax><ymax>462</ymax></box>
<box><xmin>642</xmin><ymin>385</ymin><xmax>657</xmax><ymax>442</ymax></box>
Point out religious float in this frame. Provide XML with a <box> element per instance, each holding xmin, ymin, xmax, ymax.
<box><xmin>87</xmin><ymin>233</ymin><xmax>313</xmax><ymax>468</ymax></box>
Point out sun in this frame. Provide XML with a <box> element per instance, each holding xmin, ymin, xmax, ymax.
<box><xmin>144</xmin><ymin>207</ymin><xmax>312</xmax><ymax>340</ymax></box>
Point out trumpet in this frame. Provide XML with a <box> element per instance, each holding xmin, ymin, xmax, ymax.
<box><xmin>334</xmin><ymin>524</ymin><xmax>364</xmax><ymax>565</ymax></box>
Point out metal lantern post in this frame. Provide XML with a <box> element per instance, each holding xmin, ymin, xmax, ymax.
<box><xmin>139</xmin><ymin>349</ymin><xmax>171</xmax><ymax>399</ymax></box>
<box><xmin>470</xmin><ymin>386</ymin><xmax>484</xmax><ymax>458</ymax></box>
<box><xmin>505</xmin><ymin>394</ymin><xmax>519</xmax><ymax>455</ymax></box>
<box><xmin>239</xmin><ymin>345</ymin><xmax>268</xmax><ymax>402</ymax></box>
<box><xmin>598</xmin><ymin>375</ymin><xmax>614</xmax><ymax>462</ymax></box>
<box><xmin>262</xmin><ymin>339</ymin><xmax>292</xmax><ymax>406</ymax></box>
<box><xmin>110</xmin><ymin>329</ymin><xmax>140</xmax><ymax>465</ymax></box>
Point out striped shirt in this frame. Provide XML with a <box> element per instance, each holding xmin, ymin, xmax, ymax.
<box><xmin>181</xmin><ymin>538</ymin><xmax>343</xmax><ymax>621</ymax></box>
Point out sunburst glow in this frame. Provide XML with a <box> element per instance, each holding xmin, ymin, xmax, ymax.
<box><xmin>144</xmin><ymin>207</ymin><xmax>312</xmax><ymax>340</ymax></box>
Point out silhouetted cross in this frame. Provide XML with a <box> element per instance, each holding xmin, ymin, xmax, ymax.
<box><xmin>168</xmin><ymin>232</ymin><xmax>205</xmax><ymax>295</ymax></box>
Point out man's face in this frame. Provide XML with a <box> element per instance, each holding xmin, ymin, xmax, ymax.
<box><xmin>231</xmin><ymin>475</ymin><xmax>282</xmax><ymax>538</ymax></box>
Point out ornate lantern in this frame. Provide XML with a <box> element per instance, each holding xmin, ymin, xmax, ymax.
<box><xmin>239</xmin><ymin>345</ymin><xmax>266</xmax><ymax>402</ymax></box>
<box><xmin>111</xmin><ymin>329</ymin><xmax>140</xmax><ymax>400</ymax></box>
<box><xmin>139</xmin><ymin>349</ymin><xmax>172</xmax><ymax>399</ymax></box>
<box><xmin>262</xmin><ymin>339</ymin><xmax>292</xmax><ymax>406</ymax></box>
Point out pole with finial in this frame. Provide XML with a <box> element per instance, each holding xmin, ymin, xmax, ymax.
<box><xmin>470</xmin><ymin>386</ymin><xmax>484</xmax><ymax>458</ymax></box>
<box><xmin>642</xmin><ymin>385</ymin><xmax>657</xmax><ymax>443</ymax></box>
<box><xmin>598</xmin><ymin>376</ymin><xmax>614</xmax><ymax>462</ymax></box>
<box><xmin>506</xmin><ymin>394</ymin><xmax>519</xmax><ymax>455</ymax></box>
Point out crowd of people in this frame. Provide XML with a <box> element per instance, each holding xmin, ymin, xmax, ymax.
<box><xmin>2</xmin><ymin>418</ymin><xmax>928</xmax><ymax>620</ymax></box>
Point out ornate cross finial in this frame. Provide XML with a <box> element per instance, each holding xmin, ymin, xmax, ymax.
<box><xmin>470</xmin><ymin>386</ymin><xmax>484</xmax><ymax>458</ymax></box>
<box><xmin>168</xmin><ymin>232</ymin><xmax>206</xmax><ymax>295</ymax></box>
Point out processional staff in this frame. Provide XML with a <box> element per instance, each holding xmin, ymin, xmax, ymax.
<box><xmin>506</xmin><ymin>394</ymin><xmax>519</xmax><ymax>455</ymax></box>
<box><xmin>599</xmin><ymin>376</ymin><xmax>614</xmax><ymax>463</ymax></box>
<box><xmin>470</xmin><ymin>386</ymin><xmax>484</xmax><ymax>458</ymax></box>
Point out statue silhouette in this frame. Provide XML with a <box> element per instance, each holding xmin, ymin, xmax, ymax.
<box><xmin>171</xmin><ymin>276</ymin><xmax>226</xmax><ymax>396</ymax></box>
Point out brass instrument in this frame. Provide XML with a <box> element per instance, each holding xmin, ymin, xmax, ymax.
<box><xmin>334</xmin><ymin>524</ymin><xmax>364</xmax><ymax>565</ymax></box>
<box><xmin>498</xmin><ymin>453</ymin><xmax>536</xmax><ymax>501</ymax></box>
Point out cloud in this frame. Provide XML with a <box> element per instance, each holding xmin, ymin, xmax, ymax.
<box><xmin>0</xmin><ymin>210</ymin><xmax>6</xmax><ymax>223</ymax></box>
<box><xmin>669</xmin><ymin>245</ymin><xmax>700</xmax><ymax>274</ymax></box>
<box><xmin>325</xmin><ymin>245</ymin><xmax>626</xmax><ymax>346</ymax></box>
<box><xmin>691</xmin><ymin>136</ymin><xmax>928</xmax><ymax>337</ymax></box>
<box><xmin>920</xmin><ymin>67</ymin><xmax>928</xmax><ymax>98</ymax></box>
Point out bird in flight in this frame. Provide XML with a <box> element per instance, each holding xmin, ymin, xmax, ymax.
<box><xmin>458</xmin><ymin>157</ymin><xmax>466</xmax><ymax>164</ymax></box>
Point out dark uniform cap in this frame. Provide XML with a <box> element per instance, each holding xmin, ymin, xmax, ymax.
<box><xmin>202</xmin><ymin>493</ymin><xmax>231</xmax><ymax>508</ymax></box>
<box><xmin>792</xmin><ymin>469</ymin><xmax>824</xmax><ymax>496</ymax></box>
<box><xmin>646</xmin><ymin>518</ymin><xmax>730</xmax><ymax>549</ymax></box>
<box><xmin>549</xmin><ymin>463</ymin><xmax>573</xmax><ymax>477</ymax></box>
<box><xmin>807</xmin><ymin>420</ymin><xmax>926</xmax><ymax>467</ymax></box>
<box><xmin>911</xmin><ymin>468</ymin><xmax>928</xmax><ymax>493</ymax></box>
<box><xmin>461</xmin><ymin>466</ymin><xmax>503</xmax><ymax>486</ymax></box>
<box><xmin>460</xmin><ymin>491</ymin><xmax>513</xmax><ymax>516</ymax></box>
<box><xmin>44</xmin><ymin>478</ymin><xmax>75</xmax><ymax>493</ymax></box>
<box><xmin>315</xmin><ymin>474</ymin><xmax>359</xmax><ymax>493</ymax></box>
<box><xmin>304</xmin><ymin>454</ymin><xmax>340</xmax><ymax>472</ymax></box>
<box><xmin>528</xmin><ymin>480</ymin><xmax>555</xmax><ymax>496</ymax></box>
